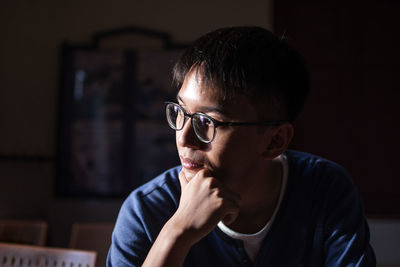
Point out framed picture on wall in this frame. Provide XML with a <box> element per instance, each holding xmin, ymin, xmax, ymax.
<box><xmin>57</xmin><ymin>27</ymin><xmax>185</xmax><ymax>197</ymax></box>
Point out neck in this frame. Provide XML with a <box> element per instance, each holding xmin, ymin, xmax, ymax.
<box><xmin>228</xmin><ymin>156</ymin><xmax>283</xmax><ymax>234</ymax></box>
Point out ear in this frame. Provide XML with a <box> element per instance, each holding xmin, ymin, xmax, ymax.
<box><xmin>261</xmin><ymin>123</ymin><xmax>294</xmax><ymax>160</ymax></box>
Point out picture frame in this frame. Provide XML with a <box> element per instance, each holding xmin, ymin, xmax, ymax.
<box><xmin>56</xmin><ymin>27</ymin><xmax>185</xmax><ymax>197</ymax></box>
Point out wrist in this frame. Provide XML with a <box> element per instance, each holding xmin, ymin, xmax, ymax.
<box><xmin>162</xmin><ymin>217</ymin><xmax>197</xmax><ymax>249</ymax></box>
<box><xmin>143</xmin><ymin>218</ymin><xmax>194</xmax><ymax>267</ymax></box>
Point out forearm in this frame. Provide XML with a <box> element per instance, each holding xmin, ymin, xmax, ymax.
<box><xmin>142</xmin><ymin>219</ymin><xmax>193</xmax><ymax>267</ymax></box>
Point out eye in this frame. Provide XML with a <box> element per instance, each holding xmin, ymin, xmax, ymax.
<box><xmin>197</xmin><ymin>115</ymin><xmax>213</xmax><ymax>127</ymax></box>
<box><xmin>192</xmin><ymin>114</ymin><xmax>215</xmax><ymax>142</ymax></box>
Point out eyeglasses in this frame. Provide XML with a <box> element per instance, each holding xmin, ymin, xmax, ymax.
<box><xmin>165</xmin><ymin>101</ymin><xmax>285</xmax><ymax>143</ymax></box>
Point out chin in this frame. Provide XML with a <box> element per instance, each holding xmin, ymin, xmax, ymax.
<box><xmin>181</xmin><ymin>168</ymin><xmax>197</xmax><ymax>182</ymax></box>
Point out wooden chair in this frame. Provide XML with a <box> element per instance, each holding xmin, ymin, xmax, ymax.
<box><xmin>69</xmin><ymin>222</ymin><xmax>114</xmax><ymax>267</ymax></box>
<box><xmin>0</xmin><ymin>220</ymin><xmax>47</xmax><ymax>246</ymax></box>
<box><xmin>0</xmin><ymin>242</ymin><xmax>97</xmax><ymax>267</ymax></box>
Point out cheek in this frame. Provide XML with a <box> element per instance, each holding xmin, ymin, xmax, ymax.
<box><xmin>208</xmin><ymin>131</ymin><xmax>260</xmax><ymax>174</ymax></box>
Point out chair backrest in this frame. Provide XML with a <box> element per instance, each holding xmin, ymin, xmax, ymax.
<box><xmin>69</xmin><ymin>223</ymin><xmax>114</xmax><ymax>267</ymax></box>
<box><xmin>0</xmin><ymin>242</ymin><xmax>97</xmax><ymax>267</ymax></box>
<box><xmin>0</xmin><ymin>220</ymin><xmax>47</xmax><ymax>246</ymax></box>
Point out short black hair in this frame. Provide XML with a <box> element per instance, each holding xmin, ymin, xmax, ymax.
<box><xmin>173</xmin><ymin>26</ymin><xmax>309</xmax><ymax>122</ymax></box>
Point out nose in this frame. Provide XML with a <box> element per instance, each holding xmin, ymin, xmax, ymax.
<box><xmin>177</xmin><ymin>118</ymin><xmax>202</xmax><ymax>149</ymax></box>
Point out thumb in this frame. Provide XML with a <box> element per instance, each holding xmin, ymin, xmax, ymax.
<box><xmin>178</xmin><ymin>170</ymin><xmax>188</xmax><ymax>191</ymax></box>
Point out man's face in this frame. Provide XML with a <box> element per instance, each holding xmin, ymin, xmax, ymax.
<box><xmin>176</xmin><ymin>70</ymin><xmax>270</xmax><ymax>197</ymax></box>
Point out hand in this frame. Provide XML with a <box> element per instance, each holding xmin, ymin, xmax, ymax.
<box><xmin>142</xmin><ymin>170</ymin><xmax>240</xmax><ymax>267</ymax></box>
<box><xmin>169</xmin><ymin>169</ymin><xmax>241</xmax><ymax>246</ymax></box>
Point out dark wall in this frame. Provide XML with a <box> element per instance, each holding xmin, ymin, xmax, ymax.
<box><xmin>275</xmin><ymin>0</ymin><xmax>400</xmax><ymax>217</ymax></box>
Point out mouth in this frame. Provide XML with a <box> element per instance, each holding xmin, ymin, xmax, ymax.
<box><xmin>180</xmin><ymin>156</ymin><xmax>205</xmax><ymax>170</ymax></box>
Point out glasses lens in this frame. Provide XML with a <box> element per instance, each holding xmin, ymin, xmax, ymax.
<box><xmin>192</xmin><ymin>114</ymin><xmax>215</xmax><ymax>143</ymax></box>
<box><xmin>166</xmin><ymin>104</ymin><xmax>185</xmax><ymax>130</ymax></box>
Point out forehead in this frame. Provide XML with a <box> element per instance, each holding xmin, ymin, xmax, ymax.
<box><xmin>177</xmin><ymin>70</ymin><xmax>258</xmax><ymax>119</ymax></box>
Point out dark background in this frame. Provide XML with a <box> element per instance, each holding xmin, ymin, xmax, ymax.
<box><xmin>276</xmin><ymin>0</ymin><xmax>400</xmax><ymax>216</ymax></box>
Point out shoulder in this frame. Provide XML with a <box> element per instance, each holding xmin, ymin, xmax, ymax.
<box><xmin>133</xmin><ymin>166</ymin><xmax>181</xmax><ymax>196</ymax></box>
<box><xmin>108</xmin><ymin>166</ymin><xmax>182</xmax><ymax>266</ymax></box>
<box><xmin>284</xmin><ymin>150</ymin><xmax>353</xmax><ymax>188</ymax></box>
<box><xmin>122</xmin><ymin>166</ymin><xmax>182</xmax><ymax>215</ymax></box>
<box><xmin>285</xmin><ymin>150</ymin><xmax>349</xmax><ymax>174</ymax></box>
<box><xmin>284</xmin><ymin>150</ymin><xmax>365</xmax><ymax>229</ymax></box>
<box><xmin>282</xmin><ymin>150</ymin><xmax>359</xmax><ymax>220</ymax></box>
<box><xmin>116</xmin><ymin>166</ymin><xmax>181</xmax><ymax>240</ymax></box>
<box><xmin>281</xmin><ymin>151</ymin><xmax>375</xmax><ymax>265</ymax></box>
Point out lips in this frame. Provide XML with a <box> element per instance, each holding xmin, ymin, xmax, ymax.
<box><xmin>180</xmin><ymin>156</ymin><xmax>204</xmax><ymax>170</ymax></box>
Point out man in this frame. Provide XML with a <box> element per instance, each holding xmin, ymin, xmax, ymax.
<box><xmin>107</xmin><ymin>26</ymin><xmax>376</xmax><ymax>266</ymax></box>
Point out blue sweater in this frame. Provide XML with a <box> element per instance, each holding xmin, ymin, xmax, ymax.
<box><xmin>107</xmin><ymin>150</ymin><xmax>376</xmax><ymax>266</ymax></box>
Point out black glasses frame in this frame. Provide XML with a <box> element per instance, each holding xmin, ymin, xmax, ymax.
<box><xmin>165</xmin><ymin>101</ymin><xmax>286</xmax><ymax>143</ymax></box>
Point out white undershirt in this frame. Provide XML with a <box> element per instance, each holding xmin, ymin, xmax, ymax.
<box><xmin>217</xmin><ymin>154</ymin><xmax>288</xmax><ymax>261</ymax></box>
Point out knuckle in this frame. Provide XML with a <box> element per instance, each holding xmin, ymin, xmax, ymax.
<box><xmin>204</xmin><ymin>177</ymin><xmax>216</xmax><ymax>188</ymax></box>
<box><xmin>213</xmin><ymin>187</ymin><xmax>221</xmax><ymax>197</ymax></box>
<box><xmin>215</xmin><ymin>198</ymin><xmax>224</xmax><ymax>209</ymax></box>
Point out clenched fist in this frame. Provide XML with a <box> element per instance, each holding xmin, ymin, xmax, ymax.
<box><xmin>169</xmin><ymin>169</ymin><xmax>241</xmax><ymax>246</ymax></box>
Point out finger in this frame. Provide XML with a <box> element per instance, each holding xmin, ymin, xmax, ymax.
<box><xmin>222</xmin><ymin>212</ymin><xmax>238</xmax><ymax>225</ymax></box>
<box><xmin>178</xmin><ymin>170</ymin><xmax>188</xmax><ymax>191</ymax></box>
<box><xmin>221</xmin><ymin>200</ymin><xmax>240</xmax><ymax>225</ymax></box>
<box><xmin>195</xmin><ymin>168</ymin><xmax>213</xmax><ymax>180</ymax></box>
<box><xmin>213</xmin><ymin>179</ymin><xmax>241</xmax><ymax>205</ymax></box>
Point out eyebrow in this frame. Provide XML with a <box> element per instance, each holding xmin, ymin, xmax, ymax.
<box><xmin>176</xmin><ymin>95</ymin><xmax>230</xmax><ymax>116</ymax></box>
